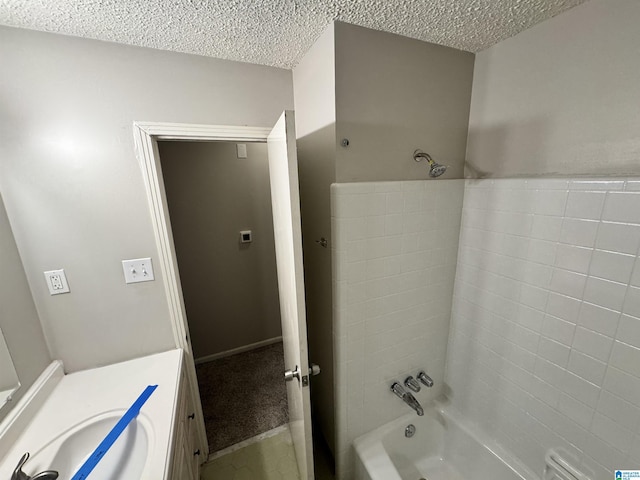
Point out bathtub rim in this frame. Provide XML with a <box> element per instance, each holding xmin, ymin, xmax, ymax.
<box><xmin>353</xmin><ymin>402</ymin><xmax>541</xmax><ymax>480</ymax></box>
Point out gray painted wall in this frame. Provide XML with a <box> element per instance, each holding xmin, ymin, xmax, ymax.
<box><xmin>0</xmin><ymin>26</ymin><xmax>294</xmax><ymax>372</ymax></box>
<box><xmin>158</xmin><ymin>141</ymin><xmax>282</xmax><ymax>359</ymax></box>
<box><xmin>466</xmin><ymin>0</ymin><xmax>640</xmax><ymax>177</ymax></box>
<box><xmin>334</xmin><ymin>22</ymin><xmax>475</xmax><ymax>182</ymax></box>
<box><xmin>293</xmin><ymin>23</ymin><xmax>337</xmax><ymax>456</ymax></box>
<box><xmin>0</xmin><ymin>195</ymin><xmax>51</xmax><ymax>421</ymax></box>
<box><xmin>293</xmin><ymin>21</ymin><xmax>476</xmax><ymax>460</ymax></box>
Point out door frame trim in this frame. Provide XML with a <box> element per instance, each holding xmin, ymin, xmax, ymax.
<box><xmin>132</xmin><ymin>121</ymin><xmax>272</xmax><ymax>461</ymax></box>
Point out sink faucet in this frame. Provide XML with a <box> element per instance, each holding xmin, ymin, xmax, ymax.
<box><xmin>11</xmin><ymin>453</ymin><xmax>59</xmax><ymax>480</ymax></box>
<box><xmin>391</xmin><ymin>382</ymin><xmax>424</xmax><ymax>416</ymax></box>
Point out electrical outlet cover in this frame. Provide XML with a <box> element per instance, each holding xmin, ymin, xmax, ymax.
<box><xmin>44</xmin><ymin>269</ymin><xmax>70</xmax><ymax>295</ymax></box>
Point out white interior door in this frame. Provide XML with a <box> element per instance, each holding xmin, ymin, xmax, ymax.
<box><xmin>267</xmin><ymin>111</ymin><xmax>314</xmax><ymax>480</ymax></box>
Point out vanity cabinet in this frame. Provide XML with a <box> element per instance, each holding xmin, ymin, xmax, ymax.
<box><xmin>170</xmin><ymin>369</ymin><xmax>203</xmax><ymax>479</ymax></box>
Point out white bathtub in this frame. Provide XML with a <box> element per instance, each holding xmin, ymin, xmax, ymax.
<box><xmin>354</xmin><ymin>404</ymin><xmax>539</xmax><ymax>480</ymax></box>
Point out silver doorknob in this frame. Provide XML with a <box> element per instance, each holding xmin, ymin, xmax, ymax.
<box><xmin>284</xmin><ymin>366</ymin><xmax>300</xmax><ymax>382</ymax></box>
<box><xmin>309</xmin><ymin>364</ymin><xmax>321</xmax><ymax>376</ymax></box>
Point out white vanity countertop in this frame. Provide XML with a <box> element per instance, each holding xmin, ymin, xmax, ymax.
<box><xmin>0</xmin><ymin>349</ymin><xmax>183</xmax><ymax>479</ymax></box>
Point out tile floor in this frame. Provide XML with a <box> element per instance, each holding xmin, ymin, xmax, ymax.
<box><xmin>200</xmin><ymin>429</ymin><xmax>300</xmax><ymax>480</ymax></box>
<box><xmin>200</xmin><ymin>425</ymin><xmax>336</xmax><ymax>480</ymax></box>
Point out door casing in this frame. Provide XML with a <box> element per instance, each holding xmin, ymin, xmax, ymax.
<box><xmin>133</xmin><ymin>121</ymin><xmax>274</xmax><ymax>462</ymax></box>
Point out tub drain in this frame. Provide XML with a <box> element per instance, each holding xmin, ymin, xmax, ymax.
<box><xmin>405</xmin><ymin>424</ymin><xmax>416</xmax><ymax>438</ymax></box>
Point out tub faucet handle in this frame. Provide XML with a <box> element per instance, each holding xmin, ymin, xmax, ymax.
<box><xmin>391</xmin><ymin>382</ymin><xmax>407</xmax><ymax>399</ymax></box>
<box><xmin>417</xmin><ymin>371</ymin><xmax>434</xmax><ymax>388</ymax></box>
<box><xmin>404</xmin><ymin>376</ymin><xmax>421</xmax><ymax>392</ymax></box>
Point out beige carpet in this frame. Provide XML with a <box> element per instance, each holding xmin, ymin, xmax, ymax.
<box><xmin>196</xmin><ymin>342</ymin><xmax>289</xmax><ymax>452</ymax></box>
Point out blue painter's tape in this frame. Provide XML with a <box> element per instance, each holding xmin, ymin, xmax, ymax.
<box><xmin>71</xmin><ymin>384</ymin><xmax>158</xmax><ymax>480</ymax></box>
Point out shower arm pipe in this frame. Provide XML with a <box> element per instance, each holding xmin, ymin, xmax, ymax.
<box><xmin>413</xmin><ymin>151</ymin><xmax>434</xmax><ymax>163</ymax></box>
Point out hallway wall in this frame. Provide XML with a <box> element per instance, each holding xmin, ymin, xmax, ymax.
<box><xmin>159</xmin><ymin>141</ymin><xmax>282</xmax><ymax>360</ymax></box>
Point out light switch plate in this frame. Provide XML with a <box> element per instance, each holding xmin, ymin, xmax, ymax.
<box><xmin>44</xmin><ymin>269</ymin><xmax>70</xmax><ymax>295</ymax></box>
<box><xmin>122</xmin><ymin>258</ymin><xmax>155</xmax><ymax>284</ymax></box>
<box><xmin>236</xmin><ymin>143</ymin><xmax>247</xmax><ymax>158</ymax></box>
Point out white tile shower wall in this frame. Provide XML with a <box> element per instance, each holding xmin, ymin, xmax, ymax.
<box><xmin>331</xmin><ymin>180</ymin><xmax>464</xmax><ymax>479</ymax></box>
<box><xmin>447</xmin><ymin>178</ymin><xmax>640</xmax><ymax>480</ymax></box>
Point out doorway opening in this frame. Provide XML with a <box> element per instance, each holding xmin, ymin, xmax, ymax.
<box><xmin>157</xmin><ymin>139</ymin><xmax>289</xmax><ymax>453</ymax></box>
<box><xmin>133</xmin><ymin>114</ymin><xmax>319</xmax><ymax>480</ymax></box>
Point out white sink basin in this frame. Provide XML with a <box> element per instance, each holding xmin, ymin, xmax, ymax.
<box><xmin>0</xmin><ymin>350</ymin><xmax>183</xmax><ymax>480</ymax></box>
<box><xmin>24</xmin><ymin>411</ymin><xmax>152</xmax><ymax>479</ymax></box>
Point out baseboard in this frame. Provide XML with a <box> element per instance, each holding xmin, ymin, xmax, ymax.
<box><xmin>195</xmin><ymin>336</ymin><xmax>283</xmax><ymax>365</ymax></box>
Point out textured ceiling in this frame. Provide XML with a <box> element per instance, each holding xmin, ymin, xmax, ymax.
<box><xmin>0</xmin><ymin>0</ymin><xmax>588</xmax><ymax>69</ymax></box>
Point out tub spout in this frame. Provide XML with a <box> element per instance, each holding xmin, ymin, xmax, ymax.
<box><xmin>411</xmin><ymin>400</ymin><xmax>424</xmax><ymax>416</ymax></box>
<box><xmin>391</xmin><ymin>382</ymin><xmax>424</xmax><ymax>416</ymax></box>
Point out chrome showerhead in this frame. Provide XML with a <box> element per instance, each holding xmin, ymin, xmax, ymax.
<box><xmin>429</xmin><ymin>162</ymin><xmax>447</xmax><ymax>177</ymax></box>
<box><xmin>413</xmin><ymin>150</ymin><xmax>448</xmax><ymax>178</ymax></box>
